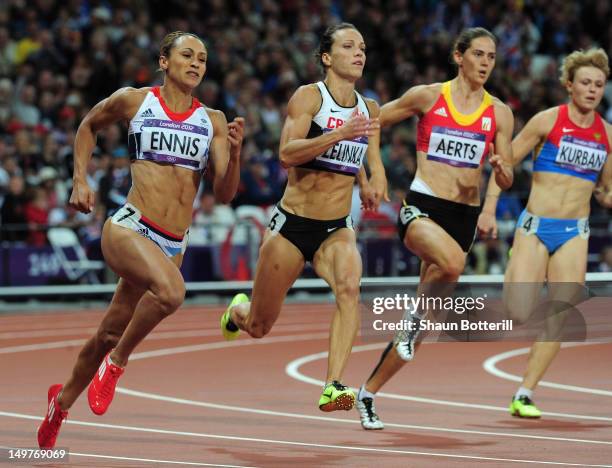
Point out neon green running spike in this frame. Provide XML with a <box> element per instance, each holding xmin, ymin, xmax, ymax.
<box><xmin>220</xmin><ymin>293</ymin><xmax>249</xmax><ymax>341</ymax></box>
<box><xmin>318</xmin><ymin>381</ymin><xmax>355</xmax><ymax>412</ymax></box>
<box><xmin>509</xmin><ymin>396</ymin><xmax>542</xmax><ymax>418</ymax></box>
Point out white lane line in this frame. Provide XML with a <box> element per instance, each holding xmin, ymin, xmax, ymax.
<box><xmin>7</xmin><ymin>335</ymin><xmax>609</xmax><ymax>423</ymax></box>
<box><xmin>285</xmin><ymin>344</ymin><xmax>612</xmax><ymax>422</ymax></box>
<box><xmin>0</xmin><ymin>321</ymin><xmax>329</xmax><ymax>341</ymax></box>
<box><xmin>0</xmin><ymin>328</ymin><xmax>97</xmax><ymax>339</ymax></box>
<box><xmin>70</xmin><ymin>452</ymin><xmax>255</xmax><ymax>468</ymax></box>
<box><xmin>129</xmin><ymin>332</ymin><xmax>331</xmax><ymax>360</ymax></box>
<box><xmin>0</xmin><ymin>339</ymin><xmax>87</xmax><ymax>354</ymax></box>
<box><xmin>0</xmin><ymin>446</ymin><xmax>253</xmax><ymax>468</ymax></box>
<box><xmin>116</xmin><ymin>387</ymin><xmax>612</xmax><ymax>446</ymax></box>
<box><xmin>0</xmin><ymin>412</ymin><xmax>609</xmax><ymax>467</ymax></box>
<box><xmin>0</xmin><ymin>329</ymin><xmax>330</xmax><ymax>355</ymax></box>
<box><xmin>483</xmin><ymin>343</ymin><xmax>612</xmax><ymax>396</ymax></box>
<box><xmin>6</xmin><ymin>329</ymin><xmax>611</xmax><ymax>460</ymax></box>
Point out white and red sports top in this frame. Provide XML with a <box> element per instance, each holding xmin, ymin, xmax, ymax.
<box><xmin>128</xmin><ymin>87</ymin><xmax>214</xmax><ymax>172</ymax></box>
<box><xmin>416</xmin><ymin>81</ymin><xmax>496</xmax><ymax>169</ymax></box>
<box><xmin>298</xmin><ymin>81</ymin><xmax>370</xmax><ymax>176</ymax></box>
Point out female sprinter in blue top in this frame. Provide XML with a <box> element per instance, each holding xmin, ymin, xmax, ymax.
<box><xmin>482</xmin><ymin>48</ymin><xmax>612</xmax><ymax>418</ymax></box>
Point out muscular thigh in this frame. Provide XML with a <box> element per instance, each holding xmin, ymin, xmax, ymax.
<box><xmin>248</xmin><ymin>231</ymin><xmax>305</xmax><ymax>322</ymax></box>
<box><xmin>546</xmin><ymin>236</ymin><xmax>588</xmax><ymax>328</ymax></box>
<box><xmin>404</xmin><ymin>218</ymin><xmax>464</xmax><ymax>267</ymax></box>
<box><xmin>503</xmin><ymin>230</ymin><xmax>548</xmax><ymax>322</ymax></box>
<box><xmin>547</xmin><ymin>236</ymin><xmax>588</xmax><ymax>283</ymax></box>
<box><xmin>101</xmin><ymin>219</ymin><xmax>183</xmax><ymax>290</ymax></box>
<box><xmin>505</xmin><ymin>231</ymin><xmax>549</xmax><ymax>283</ymax></box>
<box><xmin>313</xmin><ymin>228</ymin><xmax>361</xmax><ymax>293</ymax></box>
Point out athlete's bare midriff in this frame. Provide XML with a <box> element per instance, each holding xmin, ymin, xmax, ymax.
<box><xmin>526</xmin><ymin>172</ymin><xmax>593</xmax><ymax>218</ymax></box>
<box><xmin>127</xmin><ymin>160</ymin><xmax>200</xmax><ymax>235</ymax></box>
<box><xmin>414</xmin><ymin>151</ymin><xmax>482</xmax><ymax>205</ymax></box>
<box><xmin>115</xmin><ymin>87</ymin><xmax>205</xmax><ymax>237</ymax></box>
<box><xmin>281</xmin><ymin>167</ymin><xmax>354</xmax><ymax>219</ymax></box>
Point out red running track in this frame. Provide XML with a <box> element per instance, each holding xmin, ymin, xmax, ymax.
<box><xmin>0</xmin><ymin>303</ymin><xmax>611</xmax><ymax>467</ymax></box>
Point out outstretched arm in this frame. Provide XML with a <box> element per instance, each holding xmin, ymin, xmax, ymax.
<box><xmin>478</xmin><ymin>102</ymin><xmax>513</xmax><ymax>238</ymax></box>
<box><xmin>489</xmin><ymin>102</ymin><xmax>514</xmax><ymax>191</ymax></box>
<box><xmin>479</xmin><ymin>109</ymin><xmax>553</xmax><ymax>238</ymax></box>
<box><xmin>70</xmin><ymin>87</ymin><xmax>145</xmax><ymax>213</ymax></box>
<box><xmin>594</xmin><ymin>152</ymin><xmax>612</xmax><ymax>208</ymax></box>
<box><xmin>379</xmin><ymin>84</ymin><xmax>437</xmax><ymax>128</ymax></box>
<box><xmin>362</xmin><ymin>99</ymin><xmax>388</xmax><ymax>210</ymax></box>
<box><xmin>208</xmin><ymin>110</ymin><xmax>244</xmax><ymax>204</ymax></box>
<box><xmin>594</xmin><ymin>122</ymin><xmax>612</xmax><ymax>208</ymax></box>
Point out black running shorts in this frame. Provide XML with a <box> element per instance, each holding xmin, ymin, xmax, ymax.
<box><xmin>397</xmin><ymin>190</ymin><xmax>480</xmax><ymax>253</ymax></box>
<box><xmin>268</xmin><ymin>204</ymin><xmax>354</xmax><ymax>262</ymax></box>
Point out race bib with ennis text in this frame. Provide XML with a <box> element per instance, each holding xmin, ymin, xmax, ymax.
<box><xmin>139</xmin><ymin>119</ymin><xmax>210</xmax><ymax>169</ymax></box>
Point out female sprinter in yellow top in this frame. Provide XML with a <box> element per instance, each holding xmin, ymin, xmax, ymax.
<box><xmin>355</xmin><ymin>27</ymin><xmax>514</xmax><ymax>430</ymax></box>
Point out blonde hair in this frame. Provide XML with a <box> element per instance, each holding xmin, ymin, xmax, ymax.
<box><xmin>559</xmin><ymin>48</ymin><xmax>609</xmax><ymax>85</ymax></box>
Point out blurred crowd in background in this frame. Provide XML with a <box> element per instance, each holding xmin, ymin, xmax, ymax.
<box><xmin>0</xmin><ymin>0</ymin><xmax>611</xmax><ymax>276</ymax></box>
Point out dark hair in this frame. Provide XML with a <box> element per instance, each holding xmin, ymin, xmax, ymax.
<box><xmin>316</xmin><ymin>22</ymin><xmax>358</xmax><ymax>71</ymax></box>
<box><xmin>159</xmin><ymin>31</ymin><xmax>205</xmax><ymax>59</ymax></box>
<box><xmin>451</xmin><ymin>27</ymin><xmax>497</xmax><ymax>63</ymax></box>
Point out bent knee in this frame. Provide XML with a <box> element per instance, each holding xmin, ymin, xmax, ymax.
<box><xmin>504</xmin><ymin>303</ymin><xmax>531</xmax><ymax>324</ymax></box>
<box><xmin>154</xmin><ymin>281</ymin><xmax>186</xmax><ymax>315</ymax></box>
<box><xmin>438</xmin><ymin>255</ymin><xmax>465</xmax><ymax>279</ymax></box>
<box><xmin>334</xmin><ymin>278</ymin><xmax>360</xmax><ymax>303</ymax></box>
